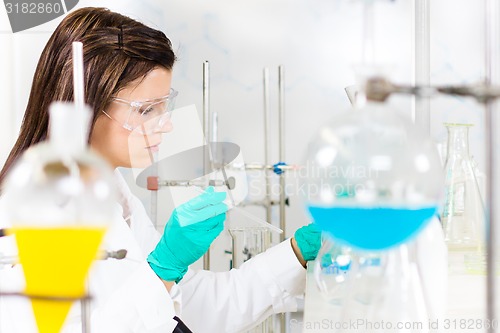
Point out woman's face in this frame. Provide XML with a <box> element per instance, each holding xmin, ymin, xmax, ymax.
<box><xmin>90</xmin><ymin>67</ymin><xmax>173</xmax><ymax>169</ymax></box>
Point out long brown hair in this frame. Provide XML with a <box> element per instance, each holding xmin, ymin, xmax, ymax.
<box><xmin>0</xmin><ymin>7</ymin><xmax>176</xmax><ymax>188</ymax></box>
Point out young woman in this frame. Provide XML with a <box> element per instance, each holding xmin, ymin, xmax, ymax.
<box><xmin>0</xmin><ymin>7</ymin><xmax>321</xmax><ymax>332</ymax></box>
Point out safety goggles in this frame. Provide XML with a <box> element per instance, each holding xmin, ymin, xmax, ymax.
<box><xmin>102</xmin><ymin>88</ymin><xmax>178</xmax><ymax>135</ymax></box>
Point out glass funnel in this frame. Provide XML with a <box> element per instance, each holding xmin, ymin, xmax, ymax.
<box><xmin>2</xmin><ymin>103</ymin><xmax>116</xmax><ymax>333</ymax></box>
<box><xmin>441</xmin><ymin>123</ymin><xmax>485</xmax><ymax>274</ymax></box>
<box><xmin>302</xmin><ymin>99</ymin><xmax>443</xmax><ymax>251</ymax></box>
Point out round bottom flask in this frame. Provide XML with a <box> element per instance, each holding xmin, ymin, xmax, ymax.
<box><xmin>301</xmin><ymin>70</ymin><xmax>444</xmax><ymax>333</ymax></box>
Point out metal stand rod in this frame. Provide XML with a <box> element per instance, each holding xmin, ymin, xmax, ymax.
<box><xmin>230</xmin><ymin>163</ymin><xmax>298</xmax><ymax>171</ymax></box>
<box><xmin>157</xmin><ymin>178</ymin><xmax>235</xmax><ymax>189</ymax></box>
<box><xmin>278</xmin><ymin>65</ymin><xmax>286</xmax><ymax>333</ymax></box>
<box><xmin>0</xmin><ymin>249</ymin><xmax>127</xmax><ymax>266</ymax></box>
<box><xmin>413</xmin><ymin>0</ymin><xmax>431</xmax><ymax>134</ymax></box>
<box><xmin>228</xmin><ymin>229</ymin><xmax>237</xmax><ymax>270</ymax></box>
<box><xmin>365</xmin><ymin>77</ymin><xmax>500</xmax><ymax>103</ymax></box>
<box><xmin>212</xmin><ymin>111</ymin><xmax>218</xmax><ymax>162</ymax></box>
<box><xmin>151</xmin><ymin>153</ymin><xmax>158</xmax><ymax>228</ymax></box>
<box><xmin>238</xmin><ymin>198</ymin><xmax>290</xmax><ymax>208</ymax></box>
<box><xmin>278</xmin><ymin>65</ymin><xmax>286</xmax><ymax>243</ymax></box>
<box><xmin>262</xmin><ymin>67</ymin><xmax>273</xmax><ymax>249</ymax></box>
<box><xmin>203</xmin><ymin>61</ymin><xmax>211</xmax><ymax>271</ymax></box>
<box><xmin>485</xmin><ymin>0</ymin><xmax>499</xmax><ymax>330</ymax></box>
<box><xmin>263</xmin><ymin>68</ymin><xmax>272</xmax><ymax>229</ymax></box>
<box><xmin>485</xmin><ymin>94</ymin><xmax>496</xmax><ymax>333</ymax></box>
<box><xmin>81</xmin><ymin>291</ymin><xmax>90</xmax><ymax>333</ymax></box>
<box><xmin>0</xmin><ymin>292</ymin><xmax>91</xmax><ymax>302</ymax></box>
<box><xmin>263</xmin><ymin>68</ymin><xmax>273</xmax><ymax>251</ymax></box>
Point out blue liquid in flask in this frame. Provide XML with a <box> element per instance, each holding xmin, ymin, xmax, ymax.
<box><xmin>307</xmin><ymin>205</ymin><xmax>437</xmax><ymax>250</ymax></box>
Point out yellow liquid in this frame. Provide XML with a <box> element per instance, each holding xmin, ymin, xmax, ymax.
<box><xmin>11</xmin><ymin>227</ymin><xmax>106</xmax><ymax>333</ymax></box>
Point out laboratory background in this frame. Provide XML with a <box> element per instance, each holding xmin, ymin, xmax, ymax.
<box><xmin>0</xmin><ymin>0</ymin><xmax>498</xmax><ymax>332</ymax></box>
<box><xmin>0</xmin><ymin>0</ymin><xmax>487</xmax><ymax>264</ymax></box>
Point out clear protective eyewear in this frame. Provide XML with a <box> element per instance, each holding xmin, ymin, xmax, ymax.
<box><xmin>103</xmin><ymin>88</ymin><xmax>178</xmax><ymax>134</ymax></box>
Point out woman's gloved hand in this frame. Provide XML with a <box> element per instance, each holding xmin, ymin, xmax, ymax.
<box><xmin>147</xmin><ymin>187</ymin><xmax>228</xmax><ymax>283</ymax></box>
<box><xmin>294</xmin><ymin>223</ymin><xmax>322</xmax><ymax>262</ymax></box>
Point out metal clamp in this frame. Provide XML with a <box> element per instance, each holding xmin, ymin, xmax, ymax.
<box><xmin>364</xmin><ymin>76</ymin><xmax>500</xmax><ymax>104</ymax></box>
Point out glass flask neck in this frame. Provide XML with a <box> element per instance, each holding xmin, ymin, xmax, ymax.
<box><xmin>445</xmin><ymin>125</ymin><xmax>471</xmax><ymax>158</ymax></box>
<box><xmin>354</xmin><ymin>90</ymin><xmax>367</xmax><ymax>109</ymax></box>
<box><xmin>352</xmin><ymin>87</ymin><xmax>386</xmax><ymax>111</ymax></box>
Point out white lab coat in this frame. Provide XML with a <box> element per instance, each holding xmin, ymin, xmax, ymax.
<box><xmin>0</xmin><ymin>170</ymin><xmax>307</xmax><ymax>333</ymax></box>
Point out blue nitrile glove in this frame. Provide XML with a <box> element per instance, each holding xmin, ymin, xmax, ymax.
<box><xmin>294</xmin><ymin>222</ymin><xmax>322</xmax><ymax>261</ymax></box>
<box><xmin>147</xmin><ymin>187</ymin><xmax>227</xmax><ymax>283</ymax></box>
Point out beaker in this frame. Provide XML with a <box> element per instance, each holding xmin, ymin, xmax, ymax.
<box><xmin>227</xmin><ymin>212</ymin><xmax>278</xmax><ymax>333</ymax></box>
<box><xmin>228</xmin><ymin>226</ymin><xmax>273</xmax><ymax>333</ymax></box>
<box><xmin>441</xmin><ymin>123</ymin><xmax>485</xmax><ymax>274</ymax></box>
<box><xmin>2</xmin><ymin>103</ymin><xmax>116</xmax><ymax>333</ymax></box>
<box><xmin>228</xmin><ymin>227</ymin><xmax>272</xmax><ymax>270</ymax></box>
